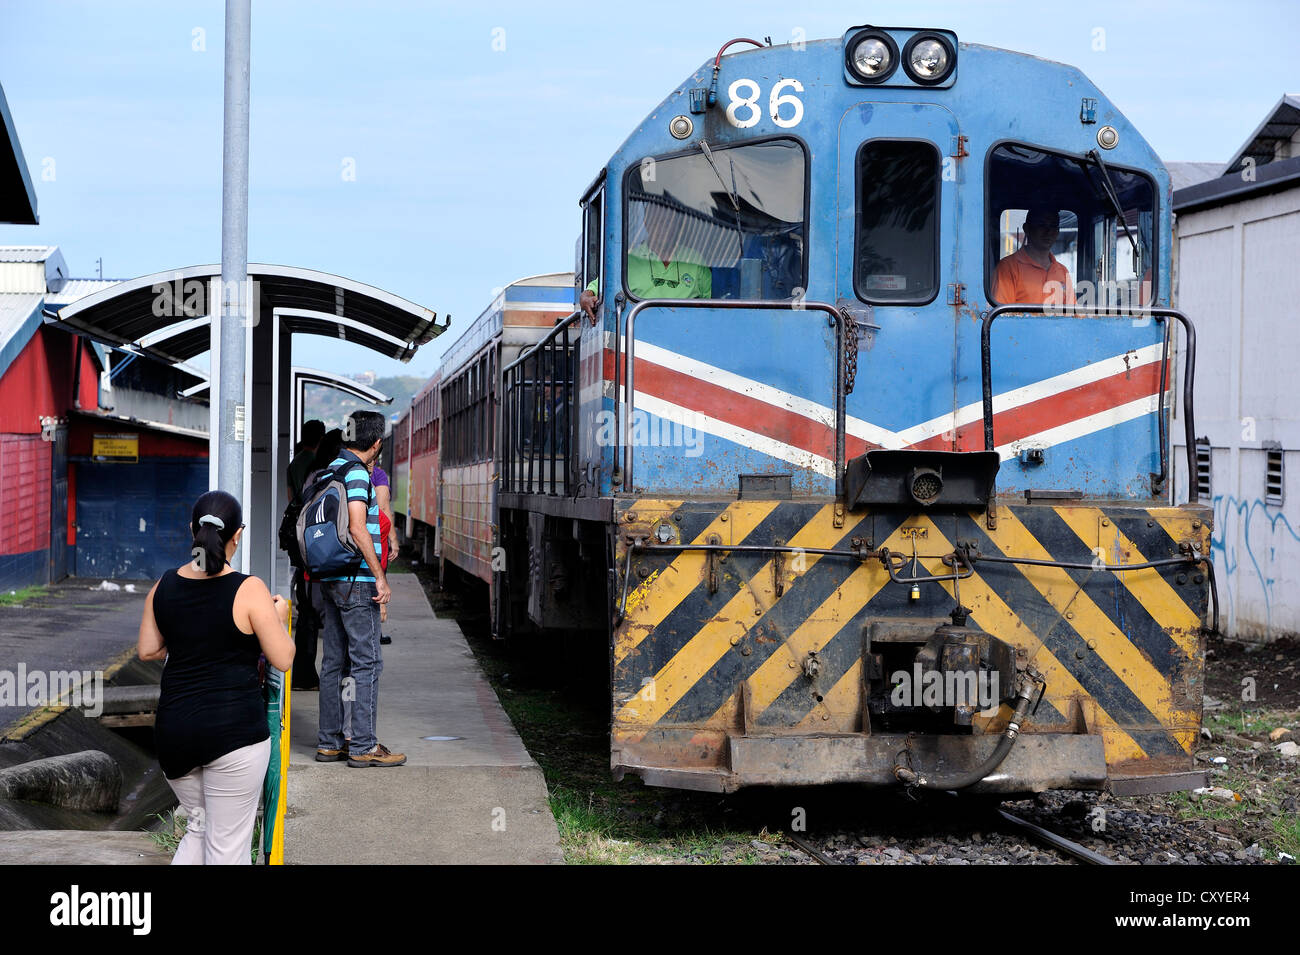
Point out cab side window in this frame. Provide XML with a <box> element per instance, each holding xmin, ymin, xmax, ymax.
<box><xmin>621</xmin><ymin>138</ymin><xmax>807</xmax><ymax>301</ymax></box>
<box><xmin>986</xmin><ymin>143</ymin><xmax>1156</xmax><ymax>308</ymax></box>
<box><xmin>580</xmin><ymin>187</ymin><xmax>603</xmax><ymax>298</ymax></box>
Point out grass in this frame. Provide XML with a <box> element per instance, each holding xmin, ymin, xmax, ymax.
<box><xmin>400</xmin><ymin>556</ymin><xmax>793</xmax><ymax>865</ymax></box>
<box><xmin>147</xmin><ymin>810</ymin><xmax>184</xmax><ymax>855</ymax></box>
<box><xmin>1208</xmin><ymin>708</ymin><xmax>1299</xmax><ymax>736</ymax></box>
<box><xmin>0</xmin><ymin>585</ymin><xmax>47</xmax><ymax>606</ymax></box>
<box><xmin>147</xmin><ymin>809</ymin><xmax>263</xmax><ymax>863</ymax></box>
<box><xmin>1160</xmin><ymin>704</ymin><xmax>1300</xmax><ymax>862</ymax></box>
<box><xmin>547</xmin><ymin>784</ymin><xmax>771</xmax><ymax>864</ymax></box>
<box><xmin>1270</xmin><ymin>816</ymin><xmax>1300</xmax><ymax>859</ymax></box>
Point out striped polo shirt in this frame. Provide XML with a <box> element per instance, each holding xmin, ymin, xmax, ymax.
<box><xmin>319</xmin><ymin>449</ymin><xmax>381</xmax><ymax>583</ymax></box>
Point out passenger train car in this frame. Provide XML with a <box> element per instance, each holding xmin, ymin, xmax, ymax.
<box><xmin>394</xmin><ymin>274</ymin><xmax>575</xmax><ymax>585</ymax></box>
<box><xmin>393</xmin><ymin>25</ymin><xmax>1216</xmax><ymax>797</ymax></box>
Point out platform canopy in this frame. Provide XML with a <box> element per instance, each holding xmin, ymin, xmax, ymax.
<box><xmin>180</xmin><ymin>364</ymin><xmax>394</xmax><ymax>407</ymax></box>
<box><xmin>44</xmin><ymin>263</ymin><xmax>445</xmax><ymax>362</ymax></box>
<box><xmin>43</xmin><ymin>262</ymin><xmax>445</xmax><ymax>592</ymax></box>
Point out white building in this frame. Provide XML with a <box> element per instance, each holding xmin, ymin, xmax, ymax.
<box><xmin>1171</xmin><ymin>94</ymin><xmax>1300</xmax><ymax>643</ymax></box>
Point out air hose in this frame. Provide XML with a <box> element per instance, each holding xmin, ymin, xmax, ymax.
<box><xmin>893</xmin><ymin>673</ymin><xmax>1041</xmax><ymax>791</ymax></box>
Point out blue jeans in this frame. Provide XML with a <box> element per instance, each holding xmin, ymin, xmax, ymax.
<box><xmin>317</xmin><ymin>579</ymin><xmax>383</xmax><ymax>754</ymax></box>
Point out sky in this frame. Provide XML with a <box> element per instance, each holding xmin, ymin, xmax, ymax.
<box><xmin>1</xmin><ymin>0</ymin><xmax>1297</xmax><ymax>383</ymax></box>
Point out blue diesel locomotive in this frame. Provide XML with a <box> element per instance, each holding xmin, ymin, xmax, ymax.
<box><xmin>402</xmin><ymin>23</ymin><xmax>1215</xmax><ymax>796</ymax></box>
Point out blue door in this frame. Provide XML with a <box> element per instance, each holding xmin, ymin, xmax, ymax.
<box><xmin>836</xmin><ymin>101</ymin><xmax>962</xmax><ymax>458</ymax></box>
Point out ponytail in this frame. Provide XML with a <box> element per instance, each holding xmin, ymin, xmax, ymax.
<box><xmin>189</xmin><ymin>490</ymin><xmax>242</xmax><ymax>576</ymax></box>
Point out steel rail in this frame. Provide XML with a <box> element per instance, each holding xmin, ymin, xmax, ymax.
<box><xmin>996</xmin><ymin>808</ymin><xmax>1116</xmax><ymax>866</ymax></box>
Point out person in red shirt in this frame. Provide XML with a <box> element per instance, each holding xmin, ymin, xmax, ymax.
<box><xmin>369</xmin><ymin>460</ymin><xmax>399</xmax><ymax>645</ymax></box>
<box><xmin>992</xmin><ymin>206</ymin><xmax>1076</xmax><ymax>307</ymax></box>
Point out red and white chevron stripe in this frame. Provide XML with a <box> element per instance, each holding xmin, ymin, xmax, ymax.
<box><xmin>580</xmin><ymin>338</ymin><xmax>1167</xmax><ymax>478</ymax></box>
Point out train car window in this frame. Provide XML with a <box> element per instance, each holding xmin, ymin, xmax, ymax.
<box><xmin>622</xmin><ymin>137</ymin><xmax>806</xmax><ymax>300</ymax></box>
<box><xmin>986</xmin><ymin>143</ymin><xmax>1156</xmax><ymax>309</ymax></box>
<box><xmin>440</xmin><ymin>353</ymin><xmax>497</xmax><ymax>467</ymax></box>
<box><xmin>582</xmin><ymin>189</ymin><xmax>603</xmax><ymax>295</ymax></box>
<box><xmin>854</xmin><ymin>140</ymin><xmax>940</xmax><ymax>304</ymax></box>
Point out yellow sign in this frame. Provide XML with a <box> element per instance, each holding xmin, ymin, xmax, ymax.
<box><xmin>92</xmin><ymin>433</ymin><xmax>138</xmax><ymax>462</ymax></box>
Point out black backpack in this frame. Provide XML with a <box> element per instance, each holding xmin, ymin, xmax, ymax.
<box><xmin>278</xmin><ymin>463</ymin><xmax>315</xmax><ymax>568</ymax></box>
<box><xmin>296</xmin><ymin>461</ymin><xmax>372</xmax><ymax>580</ymax></box>
<box><xmin>278</xmin><ymin>500</ymin><xmax>306</xmax><ymax>568</ymax></box>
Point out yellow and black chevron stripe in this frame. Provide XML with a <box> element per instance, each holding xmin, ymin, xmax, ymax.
<box><xmin>611</xmin><ymin>498</ymin><xmax>1211</xmax><ymax>784</ymax></box>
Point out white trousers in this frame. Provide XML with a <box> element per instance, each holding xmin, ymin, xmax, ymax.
<box><xmin>165</xmin><ymin>737</ymin><xmax>271</xmax><ymax>865</ymax></box>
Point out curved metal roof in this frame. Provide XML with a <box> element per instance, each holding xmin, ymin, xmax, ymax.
<box><xmin>181</xmin><ymin>365</ymin><xmax>394</xmax><ymax>405</ymax></box>
<box><xmin>289</xmin><ymin>365</ymin><xmax>393</xmax><ymax>406</ymax></box>
<box><xmin>45</xmin><ymin>263</ymin><xmax>447</xmax><ymax>363</ymax></box>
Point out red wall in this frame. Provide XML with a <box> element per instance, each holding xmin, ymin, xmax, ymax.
<box><xmin>0</xmin><ymin>328</ymin><xmax>100</xmax><ymax>433</ymax></box>
<box><xmin>0</xmin><ymin>433</ymin><xmax>51</xmax><ymax>556</ymax></box>
<box><xmin>67</xmin><ymin>418</ymin><xmax>209</xmax><ymax>458</ymax></box>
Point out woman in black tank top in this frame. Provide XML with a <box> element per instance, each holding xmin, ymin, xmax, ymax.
<box><xmin>137</xmin><ymin>491</ymin><xmax>295</xmax><ymax>864</ymax></box>
<box><xmin>151</xmin><ymin>568</ymin><xmax>267</xmax><ymax>778</ymax></box>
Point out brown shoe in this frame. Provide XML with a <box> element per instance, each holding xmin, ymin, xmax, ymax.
<box><xmin>347</xmin><ymin>743</ymin><xmax>406</xmax><ymax>768</ymax></box>
<box><xmin>315</xmin><ymin>747</ymin><xmax>347</xmax><ymax>762</ymax></box>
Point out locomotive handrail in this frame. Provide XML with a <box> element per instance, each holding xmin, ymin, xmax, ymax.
<box><xmin>501</xmin><ymin>309</ymin><xmax>583</xmax><ymax>497</ymax></box>
<box><xmin>501</xmin><ymin>310</ymin><xmax>584</xmax><ymax>375</ymax></box>
<box><xmin>980</xmin><ymin>304</ymin><xmax>1199</xmax><ymax>503</ymax></box>
<box><xmin>621</xmin><ymin>297</ymin><xmax>849</xmax><ymax>495</ymax></box>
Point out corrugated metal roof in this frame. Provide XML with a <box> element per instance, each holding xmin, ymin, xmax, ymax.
<box><xmin>0</xmin><ymin>246</ymin><xmax>57</xmax><ymax>263</ymax></box>
<box><xmin>1225</xmin><ymin>94</ymin><xmax>1300</xmax><ymax>176</ymax></box>
<box><xmin>1166</xmin><ymin>162</ymin><xmax>1223</xmax><ymax>191</ymax></box>
<box><xmin>45</xmin><ymin>278</ymin><xmax>128</xmax><ymax>306</ymax></box>
<box><xmin>0</xmin><ymin>292</ymin><xmax>44</xmax><ymax>381</ymax></box>
<box><xmin>0</xmin><ymin>245</ymin><xmax>69</xmax><ymax>297</ymax></box>
<box><xmin>1173</xmin><ymin>153</ymin><xmax>1300</xmax><ymax>214</ymax></box>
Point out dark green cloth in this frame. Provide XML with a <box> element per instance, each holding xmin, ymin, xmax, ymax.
<box><xmin>287</xmin><ymin>448</ymin><xmax>318</xmax><ymax>505</ymax></box>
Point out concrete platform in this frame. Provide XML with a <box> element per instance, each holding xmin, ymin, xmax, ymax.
<box><xmin>284</xmin><ymin>573</ymin><xmax>564</xmax><ymax>864</ymax></box>
<box><xmin>0</xmin><ymin>829</ymin><xmax>171</xmax><ymax>864</ymax></box>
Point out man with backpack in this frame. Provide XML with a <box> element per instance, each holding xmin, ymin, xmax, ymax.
<box><xmin>300</xmin><ymin>410</ymin><xmax>405</xmax><ymax>768</ymax></box>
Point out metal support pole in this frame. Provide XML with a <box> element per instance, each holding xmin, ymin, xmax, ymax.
<box><xmin>217</xmin><ymin>0</ymin><xmax>251</xmax><ymax>523</ymax></box>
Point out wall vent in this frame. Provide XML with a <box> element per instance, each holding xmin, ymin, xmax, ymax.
<box><xmin>1195</xmin><ymin>437</ymin><xmax>1212</xmax><ymax>500</ymax></box>
<box><xmin>1265</xmin><ymin>443</ymin><xmax>1284</xmax><ymax>506</ymax></box>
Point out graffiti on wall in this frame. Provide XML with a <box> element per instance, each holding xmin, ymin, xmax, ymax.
<box><xmin>1211</xmin><ymin>494</ymin><xmax>1300</xmax><ymax>638</ymax></box>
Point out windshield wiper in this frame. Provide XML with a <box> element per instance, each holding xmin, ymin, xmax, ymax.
<box><xmin>698</xmin><ymin>140</ymin><xmax>741</xmax><ymax>213</ymax></box>
<box><xmin>1086</xmin><ymin>148</ymin><xmax>1140</xmax><ymax>263</ymax></box>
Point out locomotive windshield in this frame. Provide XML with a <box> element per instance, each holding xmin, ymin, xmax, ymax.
<box><xmin>985</xmin><ymin>142</ymin><xmax>1156</xmax><ymax>308</ymax></box>
<box><xmin>623</xmin><ymin>137</ymin><xmax>806</xmax><ymax>300</ymax></box>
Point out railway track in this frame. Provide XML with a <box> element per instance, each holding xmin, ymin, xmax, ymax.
<box><xmin>995</xmin><ymin>808</ymin><xmax>1116</xmax><ymax>865</ymax></box>
<box><xmin>783</xmin><ymin>806</ymin><xmax>1117</xmax><ymax>866</ymax></box>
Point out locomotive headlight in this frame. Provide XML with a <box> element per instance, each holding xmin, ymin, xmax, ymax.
<box><xmin>903</xmin><ymin>33</ymin><xmax>956</xmax><ymax>84</ymax></box>
<box><xmin>846</xmin><ymin>31</ymin><xmax>897</xmax><ymax>83</ymax></box>
<box><xmin>853</xmin><ymin>38</ymin><xmax>892</xmax><ymax>76</ymax></box>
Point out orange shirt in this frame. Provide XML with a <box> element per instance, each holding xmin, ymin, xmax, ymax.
<box><xmin>992</xmin><ymin>247</ymin><xmax>1076</xmax><ymax>306</ymax></box>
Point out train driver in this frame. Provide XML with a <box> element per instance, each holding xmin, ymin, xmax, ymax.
<box><xmin>992</xmin><ymin>205</ymin><xmax>1077</xmax><ymax>307</ymax></box>
<box><xmin>580</xmin><ymin>195</ymin><xmax>712</xmax><ymax>321</ymax></box>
